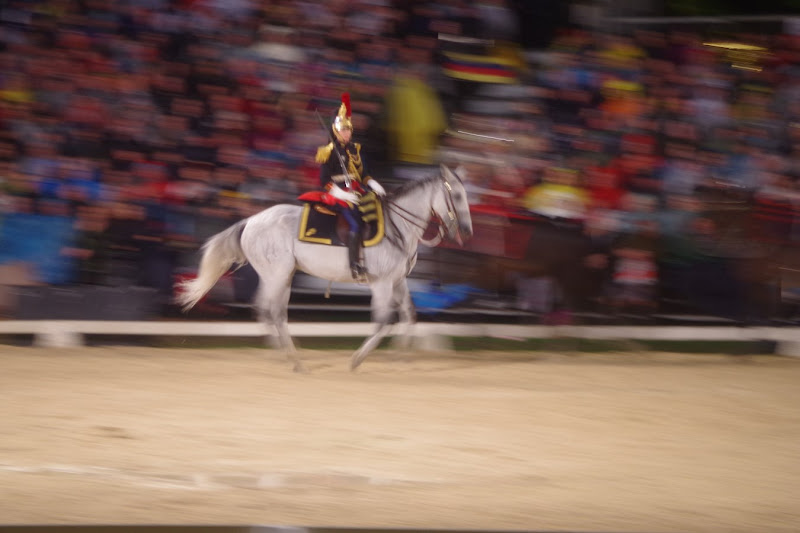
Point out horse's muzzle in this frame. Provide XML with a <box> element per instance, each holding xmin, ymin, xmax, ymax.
<box><xmin>451</xmin><ymin>224</ymin><xmax>472</xmax><ymax>246</ymax></box>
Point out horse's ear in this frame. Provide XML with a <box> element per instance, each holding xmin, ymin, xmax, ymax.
<box><xmin>441</xmin><ymin>163</ymin><xmax>462</xmax><ymax>184</ymax></box>
<box><xmin>440</xmin><ymin>163</ymin><xmax>454</xmax><ymax>181</ymax></box>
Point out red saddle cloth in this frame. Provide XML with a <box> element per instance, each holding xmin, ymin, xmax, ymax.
<box><xmin>297</xmin><ymin>190</ymin><xmax>338</xmax><ymax>206</ymax></box>
<box><xmin>298</xmin><ymin>182</ymin><xmax>366</xmax><ymax>207</ymax></box>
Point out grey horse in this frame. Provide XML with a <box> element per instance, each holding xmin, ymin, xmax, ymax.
<box><xmin>177</xmin><ymin>164</ymin><xmax>473</xmax><ymax>371</ymax></box>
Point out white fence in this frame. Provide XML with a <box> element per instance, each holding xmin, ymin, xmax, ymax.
<box><xmin>1</xmin><ymin>320</ymin><xmax>800</xmax><ymax>356</ymax></box>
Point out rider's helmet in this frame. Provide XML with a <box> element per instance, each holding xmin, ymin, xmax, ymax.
<box><xmin>332</xmin><ymin>92</ymin><xmax>353</xmax><ymax>142</ymax></box>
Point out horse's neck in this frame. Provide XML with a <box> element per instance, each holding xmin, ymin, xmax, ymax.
<box><xmin>387</xmin><ymin>181</ymin><xmax>436</xmax><ymax>244</ymax></box>
<box><xmin>394</xmin><ymin>182</ymin><xmax>435</xmax><ymax>219</ymax></box>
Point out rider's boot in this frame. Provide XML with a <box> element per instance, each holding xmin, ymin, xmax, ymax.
<box><xmin>347</xmin><ymin>231</ymin><xmax>365</xmax><ymax>279</ymax></box>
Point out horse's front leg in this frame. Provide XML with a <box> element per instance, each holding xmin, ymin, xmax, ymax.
<box><xmin>391</xmin><ymin>278</ymin><xmax>416</xmax><ymax>352</ymax></box>
<box><xmin>351</xmin><ymin>279</ymin><xmax>394</xmax><ymax>370</ymax></box>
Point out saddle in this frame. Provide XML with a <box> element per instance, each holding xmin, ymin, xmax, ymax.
<box><xmin>296</xmin><ymin>191</ymin><xmax>384</xmax><ymax>247</ymax></box>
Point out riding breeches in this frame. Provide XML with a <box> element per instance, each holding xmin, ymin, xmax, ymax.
<box><xmin>338</xmin><ymin>204</ymin><xmax>362</xmax><ymax>234</ymax></box>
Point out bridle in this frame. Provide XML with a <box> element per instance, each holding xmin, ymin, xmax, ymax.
<box><xmin>384</xmin><ymin>172</ymin><xmax>462</xmax><ymax>248</ymax></box>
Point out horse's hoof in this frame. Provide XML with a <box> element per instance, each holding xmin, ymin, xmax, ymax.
<box><xmin>350</xmin><ymin>354</ymin><xmax>366</xmax><ymax>371</ymax></box>
<box><xmin>293</xmin><ymin>361</ymin><xmax>310</xmax><ymax>374</ymax></box>
<box><xmin>391</xmin><ymin>336</ymin><xmax>412</xmax><ymax>352</ymax></box>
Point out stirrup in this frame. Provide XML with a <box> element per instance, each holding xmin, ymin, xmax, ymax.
<box><xmin>350</xmin><ymin>263</ymin><xmax>367</xmax><ymax>280</ymax></box>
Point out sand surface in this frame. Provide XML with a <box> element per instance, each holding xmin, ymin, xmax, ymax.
<box><xmin>1</xmin><ymin>346</ymin><xmax>799</xmax><ymax>532</ymax></box>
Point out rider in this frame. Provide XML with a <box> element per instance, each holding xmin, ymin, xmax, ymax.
<box><xmin>316</xmin><ymin>93</ymin><xmax>386</xmax><ymax>278</ymax></box>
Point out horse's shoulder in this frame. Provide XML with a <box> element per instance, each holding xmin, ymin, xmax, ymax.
<box><xmin>315</xmin><ymin>143</ymin><xmax>334</xmax><ymax>164</ymax></box>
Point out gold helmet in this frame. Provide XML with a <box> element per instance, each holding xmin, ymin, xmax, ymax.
<box><xmin>332</xmin><ymin>92</ymin><xmax>352</xmax><ymax>140</ymax></box>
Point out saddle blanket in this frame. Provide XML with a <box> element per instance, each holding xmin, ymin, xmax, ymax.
<box><xmin>296</xmin><ymin>191</ymin><xmax>384</xmax><ymax>247</ymax></box>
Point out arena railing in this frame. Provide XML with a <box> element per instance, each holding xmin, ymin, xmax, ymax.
<box><xmin>1</xmin><ymin>320</ymin><xmax>800</xmax><ymax>357</ymax></box>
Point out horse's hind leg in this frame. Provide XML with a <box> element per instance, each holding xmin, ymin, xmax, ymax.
<box><xmin>254</xmin><ymin>269</ymin><xmax>306</xmax><ymax>373</ymax></box>
<box><xmin>351</xmin><ymin>279</ymin><xmax>394</xmax><ymax>370</ymax></box>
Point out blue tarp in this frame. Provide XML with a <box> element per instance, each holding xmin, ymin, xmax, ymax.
<box><xmin>410</xmin><ymin>282</ymin><xmax>485</xmax><ymax>313</ymax></box>
<box><xmin>0</xmin><ymin>213</ymin><xmax>78</xmax><ymax>284</ymax></box>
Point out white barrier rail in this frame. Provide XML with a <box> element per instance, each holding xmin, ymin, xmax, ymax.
<box><xmin>1</xmin><ymin>320</ymin><xmax>800</xmax><ymax>356</ymax></box>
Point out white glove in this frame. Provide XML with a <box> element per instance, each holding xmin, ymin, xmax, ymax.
<box><xmin>367</xmin><ymin>179</ymin><xmax>386</xmax><ymax>196</ymax></box>
<box><xmin>329</xmin><ymin>184</ymin><xmax>360</xmax><ymax>204</ymax></box>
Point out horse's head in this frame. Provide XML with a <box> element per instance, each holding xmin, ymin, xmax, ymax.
<box><xmin>435</xmin><ymin>164</ymin><xmax>473</xmax><ymax>245</ymax></box>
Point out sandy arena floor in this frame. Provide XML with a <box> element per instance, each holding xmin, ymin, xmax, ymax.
<box><xmin>1</xmin><ymin>345</ymin><xmax>799</xmax><ymax>532</ymax></box>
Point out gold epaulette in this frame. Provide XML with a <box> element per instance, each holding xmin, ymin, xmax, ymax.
<box><xmin>315</xmin><ymin>143</ymin><xmax>334</xmax><ymax>164</ymax></box>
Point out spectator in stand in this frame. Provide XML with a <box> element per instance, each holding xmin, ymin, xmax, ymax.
<box><xmin>659</xmin><ymin>141</ymin><xmax>704</xmax><ymax>200</ymax></box>
<box><xmin>608</xmin><ymin>219</ymin><xmax>661</xmax><ymax>314</ymax></box>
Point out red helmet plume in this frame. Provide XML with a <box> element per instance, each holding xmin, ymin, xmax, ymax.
<box><xmin>341</xmin><ymin>92</ymin><xmax>352</xmax><ymax>118</ymax></box>
<box><xmin>333</xmin><ymin>92</ymin><xmax>353</xmax><ymax>137</ymax></box>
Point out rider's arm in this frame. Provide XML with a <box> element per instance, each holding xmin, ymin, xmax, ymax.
<box><xmin>316</xmin><ymin>143</ymin><xmax>337</xmax><ymax>190</ymax></box>
<box><xmin>352</xmin><ymin>143</ymin><xmax>385</xmax><ymax>195</ymax></box>
<box><xmin>353</xmin><ymin>143</ymin><xmax>372</xmax><ymax>186</ymax></box>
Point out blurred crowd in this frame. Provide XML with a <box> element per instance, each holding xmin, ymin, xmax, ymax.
<box><xmin>0</xmin><ymin>0</ymin><xmax>465</xmax><ymax>309</ymax></box>
<box><xmin>440</xmin><ymin>27</ymin><xmax>800</xmax><ymax>320</ymax></box>
<box><xmin>1</xmin><ymin>0</ymin><xmax>800</xmax><ymax>321</ymax></box>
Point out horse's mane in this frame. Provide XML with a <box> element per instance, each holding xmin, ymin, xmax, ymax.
<box><xmin>388</xmin><ymin>172</ymin><xmax>441</xmax><ymax>199</ymax></box>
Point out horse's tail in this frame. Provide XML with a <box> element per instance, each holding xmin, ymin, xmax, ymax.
<box><xmin>176</xmin><ymin>219</ymin><xmax>248</xmax><ymax>312</ymax></box>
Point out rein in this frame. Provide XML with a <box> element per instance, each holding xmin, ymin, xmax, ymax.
<box><xmin>385</xmin><ymin>200</ymin><xmax>434</xmax><ymax>232</ymax></box>
<box><xmin>383</xmin><ymin>174</ymin><xmax>460</xmax><ymax>249</ymax></box>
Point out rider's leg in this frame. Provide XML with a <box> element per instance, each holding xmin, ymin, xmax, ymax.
<box><xmin>341</xmin><ymin>207</ymin><xmax>364</xmax><ymax>278</ymax></box>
